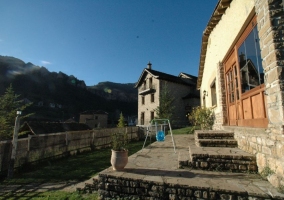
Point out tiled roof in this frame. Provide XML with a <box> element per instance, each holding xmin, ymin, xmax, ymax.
<box><xmin>135</xmin><ymin>68</ymin><xmax>196</xmax><ymax>88</ymax></box>
<box><xmin>20</xmin><ymin>121</ymin><xmax>91</xmax><ymax>135</ymax></box>
<box><xmin>80</xmin><ymin>110</ymin><xmax>108</xmax><ymax>115</ymax></box>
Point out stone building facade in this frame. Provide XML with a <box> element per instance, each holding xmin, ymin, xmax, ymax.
<box><xmin>135</xmin><ymin>62</ymin><xmax>200</xmax><ymax>128</ymax></box>
<box><xmin>197</xmin><ymin>0</ymin><xmax>284</xmax><ymax>188</ymax></box>
<box><xmin>79</xmin><ymin>110</ymin><xmax>108</xmax><ymax>128</ymax></box>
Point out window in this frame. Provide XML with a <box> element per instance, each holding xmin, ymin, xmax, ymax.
<box><xmin>151</xmin><ymin>111</ymin><xmax>154</xmax><ymax>121</ymax></box>
<box><xmin>141</xmin><ymin>112</ymin><xmax>145</xmax><ymax>125</ymax></box>
<box><xmin>95</xmin><ymin>115</ymin><xmax>98</xmax><ymax>120</ymax></box>
<box><xmin>142</xmin><ymin>96</ymin><xmax>145</xmax><ymax>105</ymax></box>
<box><xmin>151</xmin><ymin>93</ymin><xmax>154</xmax><ymax>102</ymax></box>
<box><xmin>211</xmin><ymin>79</ymin><xmax>217</xmax><ymax>106</ymax></box>
<box><xmin>149</xmin><ymin>77</ymin><xmax>152</xmax><ymax>88</ymax></box>
<box><xmin>238</xmin><ymin>25</ymin><xmax>263</xmax><ymax>93</ymax></box>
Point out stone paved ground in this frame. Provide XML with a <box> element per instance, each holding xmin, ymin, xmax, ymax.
<box><xmin>1</xmin><ymin>134</ymin><xmax>284</xmax><ymax>199</ymax></box>
<box><xmin>98</xmin><ymin>135</ymin><xmax>284</xmax><ymax>199</ymax></box>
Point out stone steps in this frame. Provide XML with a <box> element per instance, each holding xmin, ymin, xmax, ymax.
<box><xmin>195</xmin><ymin>130</ymin><xmax>238</xmax><ymax>148</ymax></box>
<box><xmin>196</xmin><ymin>139</ymin><xmax>238</xmax><ymax>147</ymax></box>
<box><xmin>181</xmin><ymin>130</ymin><xmax>258</xmax><ymax>173</ymax></box>
<box><xmin>188</xmin><ymin>145</ymin><xmax>258</xmax><ymax>173</ymax></box>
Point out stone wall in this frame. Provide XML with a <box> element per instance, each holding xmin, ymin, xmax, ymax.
<box><xmin>223</xmin><ymin>125</ymin><xmax>284</xmax><ymax>188</ymax></box>
<box><xmin>160</xmin><ymin>80</ymin><xmax>198</xmax><ymax>127</ymax></box>
<box><xmin>254</xmin><ymin>0</ymin><xmax>284</xmax><ymax>188</ymax></box>
<box><xmin>212</xmin><ymin>62</ymin><xmax>227</xmax><ymax>130</ymax></box>
<box><xmin>138</xmin><ymin>72</ymin><xmax>160</xmax><ymax>125</ymax></box>
<box><xmin>95</xmin><ymin>174</ymin><xmax>276</xmax><ymax>200</ymax></box>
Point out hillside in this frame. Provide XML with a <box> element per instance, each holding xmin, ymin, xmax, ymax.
<box><xmin>0</xmin><ymin>55</ymin><xmax>137</xmax><ymax>122</ymax></box>
<box><xmin>87</xmin><ymin>82</ymin><xmax>137</xmax><ymax>102</ymax></box>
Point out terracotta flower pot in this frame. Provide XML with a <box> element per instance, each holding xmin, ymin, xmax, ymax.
<box><xmin>110</xmin><ymin>149</ymin><xmax>128</xmax><ymax>170</ymax></box>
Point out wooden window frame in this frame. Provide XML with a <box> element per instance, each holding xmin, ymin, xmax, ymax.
<box><xmin>223</xmin><ymin>14</ymin><xmax>267</xmax><ymax>128</ymax></box>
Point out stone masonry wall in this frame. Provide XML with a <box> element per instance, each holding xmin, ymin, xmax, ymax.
<box><xmin>224</xmin><ymin>125</ymin><xmax>284</xmax><ymax>189</ymax></box>
<box><xmin>213</xmin><ymin>62</ymin><xmax>227</xmax><ymax>130</ymax></box>
<box><xmin>96</xmin><ymin>174</ymin><xmax>277</xmax><ymax>200</ymax></box>
<box><xmin>254</xmin><ymin>0</ymin><xmax>284</xmax><ymax>188</ymax></box>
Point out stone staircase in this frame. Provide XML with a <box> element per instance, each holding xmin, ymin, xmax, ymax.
<box><xmin>195</xmin><ymin>130</ymin><xmax>238</xmax><ymax>147</ymax></box>
<box><xmin>184</xmin><ymin>130</ymin><xmax>258</xmax><ymax>173</ymax></box>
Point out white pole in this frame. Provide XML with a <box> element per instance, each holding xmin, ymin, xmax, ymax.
<box><xmin>7</xmin><ymin>111</ymin><xmax>21</xmax><ymax>178</ymax></box>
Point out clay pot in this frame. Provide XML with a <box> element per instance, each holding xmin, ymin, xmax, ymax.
<box><xmin>110</xmin><ymin>149</ymin><xmax>128</xmax><ymax>170</ymax></box>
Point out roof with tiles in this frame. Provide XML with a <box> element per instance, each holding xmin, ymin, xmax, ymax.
<box><xmin>135</xmin><ymin>67</ymin><xmax>197</xmax><ymax>88</ymax></box>
<box><xmin>80</xmin><ymin>110</ymin><xmax>108</xmax><ymax>115</ymax></box>
<box><xmin>20</xmin><ymin>121</ymin><xmax>91</xmax><ymax>135</ymax></box>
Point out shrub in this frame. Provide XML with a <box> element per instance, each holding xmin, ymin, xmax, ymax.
<box><xmin>111</xmin><ymin>132</ymin><xmax>128</xmax><ymax>151</ymax></box>
<box><xmin>187</xmin><ymin>106</ymin><xmax>214</xmax><ymax>130</ymax></box>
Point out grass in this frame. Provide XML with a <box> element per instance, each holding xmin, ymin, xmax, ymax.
<box><xmin>1</xmin><ymin>191</ymin><xmax>98</xmax><ymax>200</ymax></box>
<box><xmin>0</xmin><ymin>128</ymin><xmax>190</xmax><ymax>199</ymax></box>
<box><xmin>172</xmin><ymin>126</ymin><xmax>194</xmax><ymax>135</ymax></box>
<box><xmin>0</xmin><ymin>139</ymin><xmax>151</xmax><ymax>200</ymax></box>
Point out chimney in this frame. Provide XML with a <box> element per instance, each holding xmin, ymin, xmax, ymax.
<box><xmin>147</xmin><ymin>61</ymin><xmax>152</xmax><ymax>69</ymax></box>
<box><xmin>239</xmin><ymin>52</ymin><xmax>246</xmax><ymax>62</ymax></box>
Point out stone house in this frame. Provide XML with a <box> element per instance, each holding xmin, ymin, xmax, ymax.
<box><xmin>135</xmin><ymin>62</ymin><xmax>200</xmax><ymax>127</ymax></box>
<box><xmin>79</xmin><ymin>110</ymin><xmax>108</xmax><ymax>128</ymax></box>
<box><xmin>197</xmin><ymin>0</ymin><xmax>284</xmax><ymax>187</ymax></box>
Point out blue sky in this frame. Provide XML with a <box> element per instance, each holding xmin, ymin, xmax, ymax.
<box><xmin>1</xmin><ymin>0</ymin><xmax>217</xmax><ymax>86</ymax></box>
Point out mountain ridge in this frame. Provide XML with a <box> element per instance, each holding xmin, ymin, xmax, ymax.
<box><xmin>0</xmin><ymin>55</ymin><xmax>137</xmax><ymax>122</ymax></box>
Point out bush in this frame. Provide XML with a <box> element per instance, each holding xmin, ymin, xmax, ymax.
<box><xmin>187</xmin><ymin>106</ymin><xmax>214</xmax><ymax>130</ymax></box>
<box><xmin>111</xmin><ymin>132</ymin><xmax>128</xmax><ymax>151</ymax></box>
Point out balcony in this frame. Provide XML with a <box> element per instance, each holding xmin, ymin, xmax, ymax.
<box><xmin>139</xmin><ymin>84</ymin><xmax>156</xmax><ymax>95</ymax></box>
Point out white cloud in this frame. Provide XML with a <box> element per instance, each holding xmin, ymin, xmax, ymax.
<box><xmin>41</xmin><ymin>60</ymin><xmax>52</xmax><ymax>65</ymax></box>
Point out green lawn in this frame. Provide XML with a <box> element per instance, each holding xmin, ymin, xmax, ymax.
<box><xmin>1</xmin><ymin>191</ymin><xmax>98</xmax><ymax>200</ymax></box>
<box><xmin>172</xmin><ymin>126</ymin><xmax>195</xmax><ymax>135</ymax></box>
<box><xmin>0</xmin><ymin>128</ymin><xmax>190</xmax><ymax>200</ymax></box>
<box><xmin>0</xmin><ymin>139</ymin><xmax>151</xmax><ymax>200</ymax></box>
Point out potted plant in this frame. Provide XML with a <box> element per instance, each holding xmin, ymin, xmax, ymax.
<box><xmin>110</xmin><ymin>132</ymin><xmax>128</xmax><ymax>170</ymax></box>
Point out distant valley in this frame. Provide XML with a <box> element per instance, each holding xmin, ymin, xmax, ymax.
<box><xmin>0</xmin><ymin>55</ymin><xmax>138</xmax><ymax>122</ymax></box>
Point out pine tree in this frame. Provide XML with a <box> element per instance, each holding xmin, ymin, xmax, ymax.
<box><xmin>117</xmin><ymin>112</ymin><xmax>125</xmax><ymax>127</ymax></box>
<box><xmin>155</xmin><ymin>83</ymin><xmax>175</xmax><ymax>121</ymax></box>
<box><xmin>0</xmin><ymin>85</ymin><xmax>33</xmax><ymax>140</ymax></box>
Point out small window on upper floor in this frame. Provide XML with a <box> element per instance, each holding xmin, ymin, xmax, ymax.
<box><xmin>142</xmin><ymin>96</ymin><xmax>145</xmax><ymax>105</ymax></box>
<box><xmin>211</xmin><ymin>79</ymin><xmax>217</xmax><ymax>107</ymax></box>
<box><xmin>151</xmin><ymin>93</ymin><xmax>154</xmax><ymax>103</ymax></box>
<box><xmin>149</xmin><ymin>77</ymin><xmax>152</xmax><ymax>88</ymax></box>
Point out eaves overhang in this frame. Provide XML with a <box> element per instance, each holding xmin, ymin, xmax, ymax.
<box><xmin>197</xmin><ymin>0</ymin><xmax>232</xmax><ymax>89</ymax></box>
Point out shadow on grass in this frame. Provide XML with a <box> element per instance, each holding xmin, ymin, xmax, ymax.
<box><xmin>0</xmin><ymin>140</ymin><xmax>152</xmax><ymax>199</ymax></box>
<box><xmin>1</xmin><ymin>140</ymin><xmax>150</xmax><ymax>184</ymax></box>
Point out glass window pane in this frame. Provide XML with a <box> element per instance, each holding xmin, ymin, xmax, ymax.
<box><xmin>238</xmin><ymin>26</ymin><xmax>263</xmax><ymax>93</ymax></box>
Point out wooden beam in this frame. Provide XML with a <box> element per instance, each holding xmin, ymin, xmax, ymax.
<box><xmin>216</xmin><ymin>8</ymin><xmax>227</xmax><ymax>15</ymax></box>
<box><xmin>220</xmin><ymin>1</ymin><xmax>230</xmax><ymax>8</ymax></box>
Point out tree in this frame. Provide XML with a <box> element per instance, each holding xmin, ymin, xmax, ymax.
<box><xmin>155</xmin><ymin>83</ymin><xmax>175</xmax><ymax>121</ymax></box>
<box><xmin>0</xmin><ymin>85</ymin><xmax>33</xmax><ymax>140</ymax></box>
<box><xmin>117</xmin><ymin>112</ymin><xmax>125</xmax><ymax>127</ymax></box>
